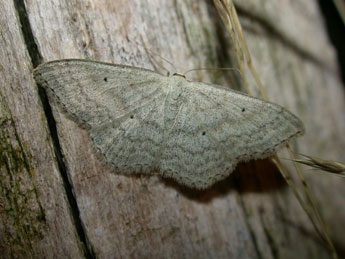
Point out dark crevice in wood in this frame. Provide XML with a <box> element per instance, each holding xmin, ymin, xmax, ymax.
<box><xmin>317</xmin><ymin>0</ymin><xmax>345</xmax><ymax>84</ymax></box>
<box><xmin>12</xmin><ymin>0</ymin><xmax>42</xmax><ymax>67</ymax></box>
<box><xmin>13</xmin><ymin>1</ymin><xmax>95</xmax><ymax>258</ymax></box>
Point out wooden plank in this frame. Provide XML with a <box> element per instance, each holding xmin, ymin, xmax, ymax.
<box><xmin>0</xmin><ymin>1</ymin><xmax>85</xmax><ymax>258</ymax></box>
<box><xmin>11</xmin><ymin>0</ymin><xmax>345</xmax><ymax>258</ymax></box>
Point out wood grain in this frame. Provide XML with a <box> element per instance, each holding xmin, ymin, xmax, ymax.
<box><xmin>1</xmin><ymin>0</ymin><xmax>344</xmax><ymax>258</ymax></box>
<box><xmin>0</xmin><ymin>1</ymin><xmax>84</xmax><ymax>258</ymax></box>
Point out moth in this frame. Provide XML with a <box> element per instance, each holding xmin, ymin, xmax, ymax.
<box><xmin>34</xmin><ymin>59</ymin><xmax>304</xmax><ymax>189</ymax></box>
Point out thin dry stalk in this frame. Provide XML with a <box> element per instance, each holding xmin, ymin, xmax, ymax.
<box><xmin>287</xmin><ymin>147</ymin><xmax>338</xmax><ymax>259</ymax></box>
<box><xmin>272</xmin><ymin>155</ymin><xmax>325</xmax><ymax>241</ymax></box>
<box><xmin>213</xmin><ymin>0</ymin><xmax>251</xmax><ymax>95</ymax></box>
<box><xmin>294</xmin><ymin>154</ymin><xmax>345</xmax><ymax>176</ymax></box>
<box><xmin>228</xmin><ymin>2</ymin><xmax>268</xmax><ymax>100</ymax></box>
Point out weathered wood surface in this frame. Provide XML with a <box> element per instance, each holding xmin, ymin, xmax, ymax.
<box><xmin>1</xmin><ymin>0</ymin><xmax>344</xmax><ymax>258</ymax></box>
<box><xmin>0</xmin><ymin>1</ymin><xmax>84</xmax><ymax>258</ymax></box>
